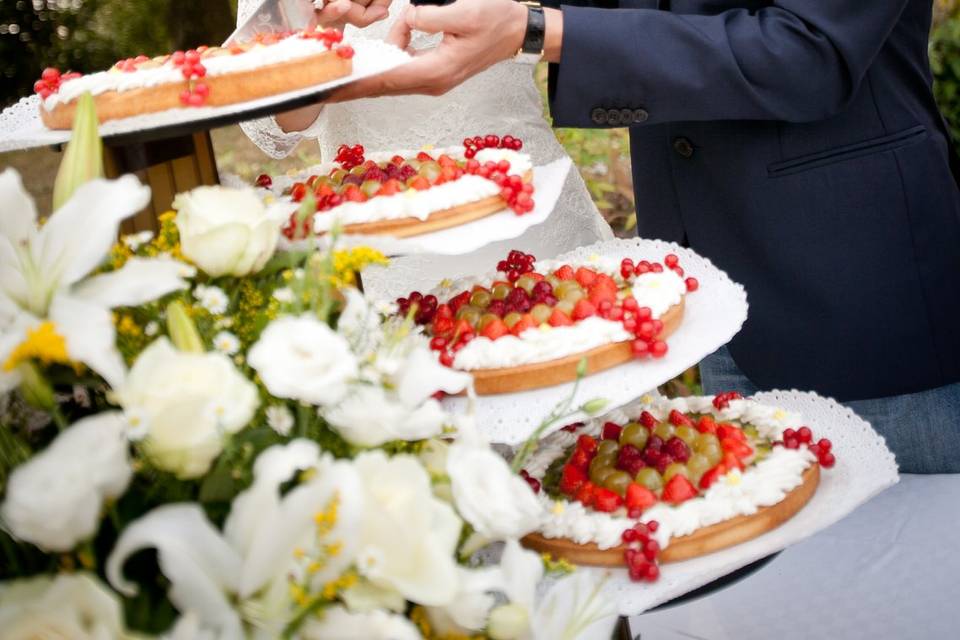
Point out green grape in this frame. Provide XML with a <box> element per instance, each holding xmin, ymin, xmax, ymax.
<box><xmin>603</xmin><ymin>471</ymin><xmax>633</xmax><ymax>497</ymax></box>
<box><xmin>554</xmin><ymin>281</ymin><xmax>583</xmax><ymax>301</ymax></box>
<box><xmin>701</xmin><ymin>443</ymin><xmax>723</xmax><ymax>467</ymax></box>
<box><xmin>589</xmin><ymin>458</ymin><xmax>616</xmax><ymax>485</ymax></box>
<box><xmin>418</xmin><ymin>161</ymin><xmax>442</xmax><ymax>182</ymax></box>
<box><xmin>694</xmin><ymin>433</ymin><xmax>721</xmax><ymax>453</ymax></box>
<box><xmin>619</xmin><ymin>422</ymin><xmax>650</xmax><ymax>450</ymax></box>
<box><xmin>492</xmin><ymin>283</ymin><xmax>512</xmax><ymax>300</ymax></box>
<box><xmin>597</xmin><ymin>440</ymin><xmax>620</xmax><ymax>457</ymax></box>
<box><xmin>350</xmin><ymin>165</ymin><xmax>367</xmax><ymax>175</ymax></box>
<box><xmin>531</xmin><ymin>303</ymin><xmax>552</xmax><ymax>324</ymax></box>
<box><xmin>469</xmin><ymin>289</ymin><xmax>492</xmax><ymax>308</ymax></box>
<box><xmin>360</xmin><ymin>180</ymin><xmax>381</xmax><ymax>198</ymax></box>
<box><xmin>663</xmin><ymin>463</ymin><xmax>690</xmax><ymax>483</ymax></box>
<box><xmin>686</xmin><ymin>453</ymin><xmax>711</xmax><ymax>484</ymax></box>
<box><xmin>556</xmin><ymin>300</ymin><xmax>575</xmax><ymax>316</ymax></box>
<box><xmin>516</xmin><ymin>275</ymin><xmax>538</xmax><ymax>294</ymax></box>
<box><xmin>635</xmin><ymin>467</ymin><xmax>664</xmax><ymax>492</ymax></box>
<box><xmin>456</xmin><ymin>306</ymin><xmax>481</xmax><ymax>327</ymax></box>
<box><xmin>330</xmin><ymin>169</ymin><xmax>348</xmax><ymax>184</ymax></box>
<box><xmin>478</xmin><ymin>313</ymin><xmax>499</xmax><ymax>331</ymax></box>
<box><xmin>653</xmin><ymin>422</ymin><xmax>674</xmax><ymax>440</ymax></box>
<box><xmin>675</xmin><ymin>425</ymin><xmax>698</xmax><ymax>445</ymax></box>
<box><xmin>503</xmin><ymin>312</ymin><xmax>523</xmax><ymax>328</ymax></box>
<box><xmin>743</xmin><ymin>425</ymin><xmax>760</xmax><ymax>441</ymax></box>
<box><xmin>546</xmin><ymin>275</ymin><xmax>562</xmax><ymax>289</ymax></box>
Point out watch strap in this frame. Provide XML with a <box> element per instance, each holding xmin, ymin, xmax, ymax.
<box><xmin>519</xmin><ymin>5</ymin><xmax>546</xmax><ymax>57</ymax></box>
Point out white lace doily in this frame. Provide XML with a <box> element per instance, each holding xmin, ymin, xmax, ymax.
<box><xmin>325</xmin><ymin>157</ymin><xmax>571</xmax><ymax>257</ymax></box>
<box><xmin>439</xmin><ymin>237</ymin><xmax>750</xmax><ymax>444</ymax></box>
<box><xmin>0</xmin><ymin>39</ymin><xmax>410</xmax><ymax>153</ymax></box>
<box><xmin>573</xmin><ymin>389</ymin><xmax>899</xmax><ymax>616</ymax></box>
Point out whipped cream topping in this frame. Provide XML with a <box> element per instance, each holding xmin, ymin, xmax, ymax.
<box><xmin>441</xmin><ymin>257</ymin><xmax>686</xmax><ymax>371</ymax></box>
<box><xmin>43</xmin><ymin>35</ymin><xmax>343</xmax><ymax>110</ymax></box>
<box><xmin>526</xmin><ymin>396</ymin><xmax>815</xmax><ymax>550</ymax></box>
<box><xmin>313</xmin><ymin>174</ymin><xmax>501</xmax><ymax>232</ymax></box>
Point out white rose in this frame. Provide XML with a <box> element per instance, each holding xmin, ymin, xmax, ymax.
<box><xmin>0</xmin><ymin>573</ymin><xmax>131</xmax><ymax>640</ymax></box>
<box><xmin>324</xmin><ymin>385</ymin><xmax>452</xmax><ymax>447</ymax></box>
<box><xmin>354</xmin><ymin>451</ymin><xmax>461</xmax><ymax>606</ymax></box>
<box><xmin>301</xmin><ymin>606</ymin><xmax>422</xmax><ymax>640</ymax></box>
<box><xmin>114</xmin><ymin>338</ymin><xmax>259</xmax><ymax>479</ymax></box>
<box><xmin>0</xmin><ymin>413</ymin><xmax>132</xmax><ymax>552</ymax></box>
<box><xmin>448</xmin><ymin>444</ymin><xmax>542</xmax><ymax>541</ymax></box>
<box><xmin>173</xmin><ymin>186</ymin><xmax>284</xmax><ymax>277</ymax></box>
<box><xmin>249</xmin><ymin>315</ymin><xmax>358</xmax><ymax>406</ymax></box>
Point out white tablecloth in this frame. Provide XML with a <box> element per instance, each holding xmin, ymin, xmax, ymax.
<box><xmin>628</xmin><ymin>474</ymin><xmax>960</xmax><ymax>639</ymax></box>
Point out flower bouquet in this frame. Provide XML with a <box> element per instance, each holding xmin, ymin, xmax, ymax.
<box><xmin>0</xmin><ymin>97</ymin><xmax>617</xmax><ymax>639</ymax></box>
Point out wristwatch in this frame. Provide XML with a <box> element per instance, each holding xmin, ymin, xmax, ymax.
<box><xmin>516</xmin><ymin>2</ymin><xmax>546</xmax><ymax>64</ymax></box>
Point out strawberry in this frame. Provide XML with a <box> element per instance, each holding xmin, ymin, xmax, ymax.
<box><xmin>559</xmin><ymin>464</ymin><xmax>588</xmax><ymax>496</ymax></box>
<box><xmin>593</xmin><ymin>487</ymin><xmax>623</xmax><ymax>513</ymax></box>
<box><xmin>722</xmin><ymin>451</ymin><xmax>745</xmax><ymax>472</ymax></box>
<box><xmin>699</xmin><ymin>465</ymin><xmax>727</xmax><ymax>490</ymax></box>
<box><xmin>626</xmin><ymin>483</ymin><xmax>658</xmax><ymax>513</ymax></box>
<box><xmin>480</xmin><ymin>318</ymin><xmax>509</xmax><ymax>341</ymax></box>
<box><xmin>588</xmin><ymin>285</ymin><xmax>617</xmax><ymax>306</ymax></box>
<box><xmin>575</xmin><ymin>267</ymin><xmax>598</xmax><ymax>287</ymax></box>
<box><xmin>602</xmin><ymin>422</ymin><xmax>623</xmax><ymax>441</ymax></box>
<box><xmin>555</xmin><ymin>265</ymin><xmax>575</xmax><ymax>281</ymax></box>
<box><xmin>432</xmin><ymin>316</ymin><xmax>454</xmax><ymax>337</ymax></box>
<box><xmin>449</xmin><ymin>291</ymin><xmax>471</xmax><ymax>314</ymax></box>
<box><xmin>572</xmin><ymin>299</ymin><xmax>597</xmax><ymax>321</ymax></box>
<box><xmin>510</xmin><ymin>314</ymin><xmax>536</xmax><ymax>336</ymax></box>
<box><xmin>668</xmin><ymin>409</ymin><xmax>693</xmax><ymax>427</ymax></box>
<box><xmin>409</xmin><ymin>175</ymin><xmax>430</xmax><ymax>191</ymax></box>
<box><xmin>662</xmin><ymin>474</ymin><xmax>699</xmax><ymax>504</ymax></box>
<box><xmin>438</xmin><ymin>154</ymin><xmax>457</xmax><ymax>168</ymax></box>
<box><xmin>717</xmin><ymin>423</ymin><xmax>747</xmax><ymax>442</ymax></box>
<box><xmin>696</xmin><ymin>415</ymin><xmax>718</xmax><ymax>434</ymax></box>
<box><xmin>416</xmin><ymin>151</ymin><xmax>435</xmax><ymax>162</ymax></box>
<box><xmin>435</xmin><ymin>304</ymin><xmax>454</xmax><ymax>320</ymax></box>
<box><xmin>548</xmin><ymin>309</ymin><xmax>574</xmax><ymax>327</ymax></box>
<box><xmin>720</xmin><ymin>437</ymin><xmax>753</xmax><ymax>459</ymax></box>
<box><xmin>576</xmin><ymin>434</ymin><xmax>598</xmax><ymax>455</ymax></box>
<box><xmin>390</xmin><ymin>154</ymin><xmax>405</xmax><ymax>165</ymax></box>
<box><xmin>569</xmin><ymin>447</ymin><xmax>592</xmax><ymax>470</ymax></box>
<box><xmin>639</xmin><ymin>411</ymin><xmax>658</xmax><ymax>429</ymax></box>
<box><xmin>575</xmin><ymin>481</ymin><xmax>597</xmax><ymax>507</ymax></box>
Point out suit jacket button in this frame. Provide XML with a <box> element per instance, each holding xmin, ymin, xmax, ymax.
<box><xmin>673</xmin><ymin>137</ymin><xmax>694</xmax><ymax>158</ymax></box>
<box><xmin>591</xmin><ymin>108</ymin><xmax>608</xmax><ymax>125</ymax></box>
<box><xmin>633</xmin><ymin>108</ymin><xmax>649</xmax><ymax>123</ymax></box>
<box><xmin>620</xmin><ymin>108</ymin><xmax>635</xmax><ymax>124</ymax></box>
<box><xmin>607</xmin><ymin>108</ymin><xmax>622</xmax><ymax>126</ymax></box>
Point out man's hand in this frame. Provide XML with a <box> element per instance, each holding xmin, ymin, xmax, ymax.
<box><xmin>331</xmin><ymin>0</ymin><xmax>530</xmax><ymax>100</ymax></box>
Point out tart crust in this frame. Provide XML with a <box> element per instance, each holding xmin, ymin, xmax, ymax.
<box><xmin>521</xmin><ymin>462</ymin><xmax>820</xmax><ymax>566</ymax></box>
<box><xmin>470</xmin><ymin>298</ymin><xmax>685</xmax><ymax>395</ymax></box>
<box><xmin>40</xmin><ymin>51</ymin><xmax>352</xmax><ymax>129</ymax></box>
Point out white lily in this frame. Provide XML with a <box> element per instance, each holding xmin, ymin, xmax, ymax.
<box><xmin>107</xmin><ymin>440</ymin><xmax>364</xmax><ymax>639</ymax></box>
<box><xmin>0</xmin><ymin>169</ymin><xmax>193</xmax><ymax>389</ymax></box>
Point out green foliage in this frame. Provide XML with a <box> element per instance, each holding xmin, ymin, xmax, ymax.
<box><xmin>932</xmin><ymin>11</ymin><xmax>960</xmax><ymax>144</ymax></box>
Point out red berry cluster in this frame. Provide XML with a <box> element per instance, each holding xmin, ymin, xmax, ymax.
<box><xmin>336</xmin><ymin>144</ymin><xmax>366</xmax><ymax>170</ymax></box>
<box><xmin>776</xmin><ymin>428</ymin><xmax>835</xmax><ymax>468</ymax></box>
<box><xmin>620</xmin><ymin>253</ymin><xmax>698</xmax><ymax>294</ymax></box>
<box><xmin>171</xmin><ymin>50</ymin><xmax>210</xmax><ymax>107</ymax></box>
<box><xmin>712</xmin><ymin>391</ymin><xmax>744</xmax><ymax>411</ymax></box>
<box><xmin>462</xmin><ymin>134</ymin><xmax>523</xmax><ymax>159</ymax></box>
<box><xmin>497</xmin><ymin>250</ymin><xmax>536</xmax><ymax>283</ymax></box>
<box><xmin>519</xmin><ymin>469</ymin><xmax>541</xmax><ymax>494</ymax></box>
<box><xmin>255</xmin><ymin>174</ymin><xmax>273</xmax><ymax>189</ymax></box>
<box><xmin>336</xmin><ymin>45</ymin><xmax>355</xmax><ymax>59</ymax></box>
<box><xmin>622</xmin><ymin>520</ymin><xmax>662</xmax><ymax>582</ymax></box>
<box><xmin>463</xmin><ymin>158</ymin><xmax>535</xmax><ymax>214</ymax></box>
<box><xmin>397</xmin><ymin>291</ymin><xmax>440</xmax><ymax>325</ymax></box>
<box><xmin>33</xmin><ymin>68</ymin><xmax>82</xmax><ymax>99</ymax></box>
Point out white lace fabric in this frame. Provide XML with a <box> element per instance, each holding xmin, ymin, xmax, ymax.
<box><xmin>237</xmin><ymin>0</ymin><xmax>614</xmax><ymax>292</ymax></box>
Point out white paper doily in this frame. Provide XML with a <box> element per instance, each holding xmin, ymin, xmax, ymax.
<box><xmin>0</xmin><ymin>39</ymin><xmax>410</xmax><ymax>153</ymax></box>
<box><xmin>580</xmin><ymin>390</ymin><xmax>899</xmax><ymax>616</ymax></box>
<box><xmin>440</xmin><ymin>237</ymin><xmax>749</xmax><ymax>444</ymax></box>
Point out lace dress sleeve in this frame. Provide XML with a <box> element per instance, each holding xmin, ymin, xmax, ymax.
<box><xmin>235</xmin><ymin>0</ymin><xmax>324</xmax><ymax>159</ymax></box>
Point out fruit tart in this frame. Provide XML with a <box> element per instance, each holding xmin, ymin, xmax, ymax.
<box><xmin>264</xmin><ymin>135</ymin><xmax>535</xmax><ymax>240</ymax></box>
<box><xmin>395</xmin><ymin>250</ymin><xmax>699</xmax><ymax>395</ymax></box>
<box><xmin>36</xmin><ymin>28</ymin><xmax>354</xmax><ymax>129</ymax></box>
<box><xmin>519</xmin><ymin>393</ymin><xmax>836</xmax><ymax>581</ymax></box>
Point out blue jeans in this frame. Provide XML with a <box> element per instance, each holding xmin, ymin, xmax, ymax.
<box><xmin>699</xmin><ymin>347</ymin><xmax>960</xmax><ymax>474</ymax></box>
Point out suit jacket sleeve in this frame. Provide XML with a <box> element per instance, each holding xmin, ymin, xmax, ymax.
<box><xmin>547</xmin><ymin>1</ymin><xmax>912</xmax><ymax>127</ymax></box>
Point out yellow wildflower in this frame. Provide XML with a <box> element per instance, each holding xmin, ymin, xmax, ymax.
<box><xmin>3</xmin><ymin>322</ymin><xmax>72</xmax><ymax>371</ymax></box>
<box><xmin>332</xmin><ymin>247</ymin><xmax>388</xmax><ymax>286</ymax></box>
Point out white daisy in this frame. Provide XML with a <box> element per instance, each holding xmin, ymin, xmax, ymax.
<box><xmin>272</xmin><ymin>287</ymin><xmax>295</xmax><ymax>304</ymax></box>
<box><xmin>213</xmin><ymin>331</ymin><xmax>240</xmax><ymax>356</ymax></box>
<box><xmin>194</xmin><ymin>285</ymin><xmax>229</xmax><ymax>315</ymax></box>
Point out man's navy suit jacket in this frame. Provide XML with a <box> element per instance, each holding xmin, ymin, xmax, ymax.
<box><xmin>546</xmin><ymin>0</ymin><xmax>960</xmax><ymax>401</ymax></box>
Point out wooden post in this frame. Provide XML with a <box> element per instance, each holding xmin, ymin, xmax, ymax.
<box><xmin>103</xmin><ymin>130</ymin><xmax>219</xmax><ymax>235</ymax></box>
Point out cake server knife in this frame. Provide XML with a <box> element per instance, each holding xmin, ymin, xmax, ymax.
<box><xmin>224</xmin><ymin>0</ymin><xmax>318</xmax><ymax>46</ymax></box>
